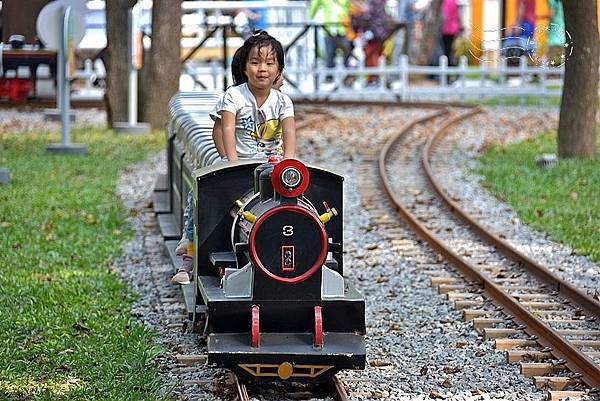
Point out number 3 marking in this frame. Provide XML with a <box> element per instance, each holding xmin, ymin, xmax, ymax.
<box><xmin>282</xmin><ymin>225</ymin><xmax>294</xmax><ymax>236</ymax></box>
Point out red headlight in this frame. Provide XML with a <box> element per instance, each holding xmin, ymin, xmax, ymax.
<box><xmin>271</xmin><ymin>159</ymin><xmax>310</xmax><ymax>198</ymax></box>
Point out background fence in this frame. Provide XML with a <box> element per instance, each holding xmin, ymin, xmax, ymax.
<box><xmin>182</xmin><ymin>53</ymin><xmax>575</xmax><ymax>103</ymax></box>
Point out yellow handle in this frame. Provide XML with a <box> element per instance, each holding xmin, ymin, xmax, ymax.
<box><xmin>241</xmin><ymin>211</ymin><xmax>257</xmax><ymax>223</ymax></box>
<box><xmin>319</xmin><ymin>208</ymin><xmax>337</xmax><ymax>224</ymax></box>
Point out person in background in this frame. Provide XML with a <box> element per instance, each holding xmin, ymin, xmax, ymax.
<box><xmin>440</xmin><ymin>0</ymin><xmax>461</xmax><ymax>67</ymax></box>
<box><xmin>545</xmin><ymin>0</ymin><xmax>565</xmax><ymax>67</ymax></box>
<box><xmin>392</xmin><ymin>0</ymin><xmax>415</xmax><ymax>65</ymax></box>
<box><xmin>355</xmin><ymin>0</ymin><xmax>391</xmax><ymax>85</ymax></box>
<box><xmin>308</xmin><ymin>0</ymin><xmax>352</xmax><ymax>81</ymax></box>
<box><xmin>248</xmin><ymin>3</ymin><xmax>267</xmax><ymax>32</ymax></box>
<box><xmin>516</xmin><ymin>0</ymin><xmax>536</xmax><ymax>56</ymax></box>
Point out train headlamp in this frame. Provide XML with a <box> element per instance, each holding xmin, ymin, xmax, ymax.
<box><xmin>271</xmin><ymin>159</ymin><xmax>310</xmax><ymax>198</ymax></box>
<box><xmin>281</xmin><ymin>167</ymin><xmax>302</xmax><ymax>190</ymax></box>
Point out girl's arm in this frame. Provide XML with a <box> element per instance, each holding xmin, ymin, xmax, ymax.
<box><xmin>281</xmin><ymin>116</ymin><xmax>296</xmax><ymax>159</ymax></box>
<box><xmin>212</xmin><ymin>119</ymin><xmax>226</xmax><ymax>158</ymax></box>
<box><xmin>222</xmin><ymin>111</ymin><xmax>238</xmax><ymax>161</ymax></box>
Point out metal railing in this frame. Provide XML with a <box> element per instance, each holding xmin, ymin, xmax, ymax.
<box><xmin>183</xmin><ymin>50</ymin><xmax>576</xmax><ymax>103</ymax></box>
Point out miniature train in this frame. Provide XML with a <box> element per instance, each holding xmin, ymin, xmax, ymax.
<box><xmin>156</xmin><ymin>92</ymin><xmax>365</xmax><ymax>383</ymax></box>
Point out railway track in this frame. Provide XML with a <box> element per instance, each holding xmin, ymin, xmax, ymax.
<box><xmin>230</xmin><ymin>373</ymin><xmax>350</xmax><ymax>401</ymax></box>
<box><xmin>355</xmin><ymin>107</ymin><xmax>600</xmax><ymax>400</ymax></box>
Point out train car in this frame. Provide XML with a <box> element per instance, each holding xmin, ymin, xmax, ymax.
<box><xmin>159</xmin><ymin>92</ymin><xmax>366</xmax><ymax>383</ymax></box>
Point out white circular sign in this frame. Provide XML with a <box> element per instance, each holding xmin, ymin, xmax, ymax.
<box><xmin>37</xmin><ymin>1</ymin><xmax>85</xmax><ymax>50</ymax></box>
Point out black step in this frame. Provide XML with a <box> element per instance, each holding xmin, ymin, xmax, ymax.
<box><xmin>154</xmin><ymin>173</ymin><xmax>168</xmax><ymax>192</ymax></box>
<box><xmin>158</xmin><ymin>213</ymin><xmax>180</xmax><ymax>240</ymax></box>
<box><xmin>153</xmin><ymin>190</ymin><xmax>170</xmax><ymax>214</ymax></box>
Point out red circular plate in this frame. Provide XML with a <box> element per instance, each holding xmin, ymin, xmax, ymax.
<box><xmin>271</xmin><ymin>159</ymin><xmax>310</xmax><ymax>198</ymax></box>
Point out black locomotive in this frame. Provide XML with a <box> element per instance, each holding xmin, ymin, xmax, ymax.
<box><xmin>157</xmin><ymin>92</ymin><xmax>365</xmax><ymax>383</ymax></box>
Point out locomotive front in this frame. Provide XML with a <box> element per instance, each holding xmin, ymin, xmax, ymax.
<box><xmin>234</xmin><ymin>158</ymin><xmax>333</xmax><ymax>288</ymax></box>
<box><xmin>194</xmin><ymin>157</ymin><xmax>365</xmax><ymax>383</ymax></box>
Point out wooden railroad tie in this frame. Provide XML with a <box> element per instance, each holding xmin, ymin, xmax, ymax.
<box><xmin>175</xmin><ymin>354</ymin><xmax>207</xmax><ymax>366</ymax></box>
<box><xmin>533</xmin><ymin>376</ymin><xmax>580</xmax><ymax>391</ymax></box>
<box><xmin>463</xmin><ymin>309</ymin><xmax>495</xmax><ymax>321</ymax></box>
<box><xmin>472</xmin><ymin>318</ymin><xmax>508</xmax><ymax>331</ymax></box>
<box><xmin>520</xmin><ymin>362</ymin><xmax>567</xmax><ymax>377</ymax></box>
<box><xmin>430</xmin><ymin>276</ymin><xmax>458</xmax><ymax>285</ymax></box>
<box><xmin>437</xmin><ymin>284</ymin><xmax>468</xmax><ymax>294</ymax></box>
<box><xmin>506</xmin><ymin>350</ymin><xmax>552</xmax><ymax>363</ymax></box>
<box><xmin>494</xmin><ymin>338</ymin><xmax>538</xmax><ymax>350</ymax></box>
<box><xmin>547</xmin><ymin>391</ymin><xmax>587</xmax><ymax>401</ymax></box>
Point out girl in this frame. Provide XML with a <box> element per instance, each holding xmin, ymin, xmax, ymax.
<box><xmin>171</xmin><ymin>33</ymin><xmax>293</xmax><ymax>284</ymax></box>
<box><xmin>221</xmin><ymin>31</ymin><xmax>296</xmax><ymax>161</ymax></box>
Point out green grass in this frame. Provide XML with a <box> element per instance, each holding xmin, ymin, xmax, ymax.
<box><xmin>0</xmin><ymin>128</ymin><xmax>167</xmax><ymax>400</ymax></box>
<box><xmin>468</xmin><ymin>96</ymin><xmax>561</xmax><ymax>107</ymax></box>
<box><xmin>476</xmin><ymin>127</ymin><xmax>600</xmax><ymax>263</ymax></box>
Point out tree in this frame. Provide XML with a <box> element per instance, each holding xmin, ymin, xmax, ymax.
<box><xmin>558</xmin><ymin>1</ymin><xmax>599</xmax><ymax>159</ymax></box>
<box><xmin>141</xmin><ymin>0</ymin><xmax>181</xmax><ymax>129</ymax></box>
<box><xmin>105</xmin><ymin>0</ymin><xmax>137</xmax><ymax>127</ymax></box>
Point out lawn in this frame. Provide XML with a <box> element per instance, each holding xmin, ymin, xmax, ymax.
<box><xmin>476</xmin><ymin>127</ymin><xmax>600</xmax><ymax>263</ymax></box>
<box><xmin>469</xmin><ymin>96</ymin><xmax>561</xmax><ymax>107</ymax></box>
<box><xmin>0</xmin><ymin>128</ymin><xmax>167</xmax><ymax>400</ymax></box>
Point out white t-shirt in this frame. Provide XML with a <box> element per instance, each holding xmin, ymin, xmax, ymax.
<box><xmin>221</xmin><ymin>83</ymin><xmax>294</xmax><ymax>159</ymax></box>
<box><xmin>209</xmin><ymin>93</ymin><xmax>224</xmax><ymax>122</ymax></box>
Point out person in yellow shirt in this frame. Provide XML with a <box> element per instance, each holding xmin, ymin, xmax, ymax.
<box><xmin>309</xmin><ymin>0</ymin><xmax>352</xmax><ymax>81</ymax></box>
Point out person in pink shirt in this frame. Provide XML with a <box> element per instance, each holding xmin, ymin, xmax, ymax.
<box><xmin>516</xmin><ymin>0</ymin><xmax>535</xmax><ymax>55</ymax></box>
<box><xmin>441</xmin><ymin>0</ymin><xmax>461</xmax><ymax>66</ymax></box>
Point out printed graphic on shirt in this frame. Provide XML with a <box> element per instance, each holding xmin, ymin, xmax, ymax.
<box><xmin>251</xmin><ymin>119</ymin><xmax>283</xmax><ymax>155</ymax></box>
<box><xmin>240</xmin><ymin>115</ymin><xmax>256</xmax><ymax>132</ymax></box>
<box><xmin>221</xmin><ymin>83</ymin><xmax>293</xmax><ymax>159</ymax></box>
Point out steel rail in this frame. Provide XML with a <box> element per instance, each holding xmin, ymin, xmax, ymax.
<box><xmin>420</xmin><ymin>113</ymin><xmax>600</xmax><ymax>388</ymax></box>
<box><xmin>423</xmin><ymin>113</ymin><xmax>600</xmax><ymax>320</ymax></box>
<box><xmin>330</xmin><ymin>376</ymin><xmax>350</xmax><ymax>401</ymax></box>
<box><xmin>378</xmin><ymin>109</ymin><xmax>600</xmax><ymax>389</ymax></box>
<box><xmin>231</xmin><ymin>373</ymin><xmax>250</xmax><ymax>401</ymax></box>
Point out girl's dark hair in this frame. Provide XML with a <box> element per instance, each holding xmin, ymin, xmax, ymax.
<box><xmin>231</xmin><ymin>47</ymin><xmax>245</xmax><ymax>86</ymax></box>
<box><xmin>237</xmin><ymin>30</ymin><xmax>284</xmax><ymax>83</ymax></box>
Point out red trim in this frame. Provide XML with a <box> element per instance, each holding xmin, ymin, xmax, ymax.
<box><xmin>314</xmin><ymin>306</ymin><xmax>323</xmax><ymax>348</ymax></box>
<box><xmin>249</xmin><ymin>205</ymin><xmax>327</xmax><ymax>284</ymax></box>
<box><xmin>281</xmin><ymin>245</ymin><xmax>295</xmax><ymax>272</ymax></box>
<box><xmin>251</xmin><ymin>305</ymin><xmax>260</xmax><ymax>348</ymax></box>
<box><xmin>271</xmin><ymin>159</ymin><xmax>310</xmax><ymax>198</ymax></box>
<box><xmin>268</xmin><ymin>155</ymin><xmax>283</xmax><ymax>164</ymax></box>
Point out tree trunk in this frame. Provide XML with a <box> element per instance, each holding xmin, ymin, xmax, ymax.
<box><xmin>411</xmin><ymin>0</ymin><xmax>442</xmax><ymax>65</ymax></box>
<box><xmin>141</xmin><ymin>0</ymin><xmax>181</xmax><ymax>130</ymax></box>
<box><xmin>558</xmin><ymin>1</ymin><xmax>599</xmax><ymax>159</ymax></box>
<box><xmin>2</xmin><ymin>0</ymin><xmax>51</xmax><ymax>44</ymax></box>
<box><xmin>105</xmin><ymin>0</ymin><xmax>137</xmax><ymax>127</ymax></box>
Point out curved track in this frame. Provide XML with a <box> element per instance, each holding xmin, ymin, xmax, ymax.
<box><xmin>376</xmin><ymin>108</ymin><xmax>600</xmax><ymax>397</ymax></box>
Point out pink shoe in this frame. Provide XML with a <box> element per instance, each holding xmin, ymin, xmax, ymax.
<box><xmin>171</xmin><ymin>270</ymin><xmax>191</xmax><ymax>285</ymax></box>
<box><xmin>171</xmin><ymin>255</ymin><xmax>193</xmax><ymax>285</ymax></box>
